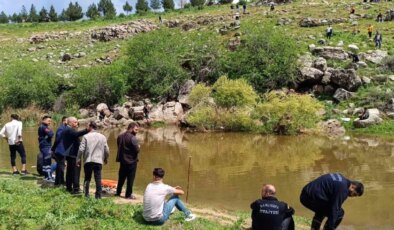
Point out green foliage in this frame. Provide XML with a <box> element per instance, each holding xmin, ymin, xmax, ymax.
<box><xmin>162</xmin><ymin>0</ymin><xmax>175</xmax><ymax>11</ymax></box>
<box><xmin>223</xmin><ymin>24</ymin><xmax>299</xmax><ymax>93</ymax></box>
<box><xmin>150</xmin><ymin>0</ymin><xmax>162</xmax><ymax>10</ymax></box>
<box><xmin>65</xmin><ymin>2</ymin><xmax>83</xmax><ymax>21</ymax></box>
<box><xmin>98</xmin><ymin>0</ymin><xmax>117</xmax><ymax>19</ymax></box>
<box><xmin>0</xmin><ymin>62</ymin><xmax>62</xmax><ymax>111</ymax></box>
<box><xmin>136</xmin><ymin>0</ymin><xmax>150</xmax><ymax>13</ymax></box>
<box><xmin>349</xmin><ymin>85</ymin><xmax>394</xmax><ymax>109</ymax></box>
<box><xmin>48</xmin><ymin>5</ymin><xmax>58</xmax><ymax>22</ymax></box>
<box><xmin>255</xmin><ymin>92</ymin><xmax>323</xmax><ymax>134</ymax></box>
<box><xmin>188</xmin><ymin>84</ymin><xmax>211</xmax><ymax>107</ymax></box>
<box><xmin>212</xmin><ymin>76</ymin><xmax>257</xmax><ymax>109</ymax></box>
<box><xmin>20</xmin><ymin>5</ymin><xmax>28</xmax><ymax>22</ymax></box>
<box><xmin>187</xmin><ymin>104</ymin><xmax>217</xmax><ymax>129</ymax></box>
<box><xmin>58</xmin><ymin>9</ymin><xmax>67</xmax><ymax>21</ymax></box>
<box><xmin>38</xmin><ymin>7</ymin><xmax>48</xmax><ymax>22</ymax></box>
<box><xmin>86</xmin><ymin>3</ymin><xmax>100</xmax><ymax>20</ymax></box>
<box><xmin>190</xmin><ymin>0</ymin><xmax>205</xmax><ymax>7</ymax></box>
<box><xmin>0</xmin><ymin>11</ymin><xmax>8</xmax><ymax>24</ymax></box>
<box><xmin>123</xmin><ymin>1</ymin><xmax>133</xmax><ymax>15</ymax></box>
<box><xmin>219</xmin><ymin>0</ymin><xmax>233</xmax><ymax>4</ymax></box>
<box><xmin>382</xmin><ymin>56</ymin><xmax>394</xmax><ymax>72</ymax></box>
<box><xmin>28</xmin><ymin>4</ymin><xmax>39</xmax><ymax>22</ymax></box>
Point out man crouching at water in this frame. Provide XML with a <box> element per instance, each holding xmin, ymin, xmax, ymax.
<box><xmin>143</xmin><ymin>168</ymin><xmax>196</xmax><ymax>224</ymax></box>
<box><xmin>251</xmin><ymin>184</ymin><xmax>295</xmax><ymax>230</ymax></box>
<box><xmin>300</xmin><ymin>173</ymin><xmax>364</xmax><ymax>230</ymax></box>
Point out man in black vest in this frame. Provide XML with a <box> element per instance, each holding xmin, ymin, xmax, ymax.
<box><xmin>251</xmin><ymin>184</ymin><xmax>295</xmax><ymax>230</ymax></box>
<box><xmin>300</xmin><ymin>173</ymin><xmax>364</xmax><ymax>230</ymax></box>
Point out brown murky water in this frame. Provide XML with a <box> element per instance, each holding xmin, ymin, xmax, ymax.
<box><xmin>1</xmin><ymin>126</ymin><xmax>394</xmax><ymax>229</ymax></box>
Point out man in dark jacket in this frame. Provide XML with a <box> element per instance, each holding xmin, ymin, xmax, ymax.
<box><xmin>251</xmin><ymin>184</ymin><xmax>295</xmax><ymax>230</ymax></box>
<box><xmin>61</xmin><ymin>117</ymin><xmax>89</xmax><ymax>193</ymax></box>
<box><xmin>116</xmin><ymin>123</ymin><xmax>140</xmax><ymax>199</ymax></box>
<box><xmin>300</xmin><ymin>173</ymin><xmax>364</xmax><ymax>230</ymax></box>
<box><xmin>51</xmin><ymin>116</ymin><xmax>68</xmax><ymax>186</ymax></box>
<box><xmin>38</xmin><ymin>115</ymin><xmax>54</xmax><ymax>181</ymax></box>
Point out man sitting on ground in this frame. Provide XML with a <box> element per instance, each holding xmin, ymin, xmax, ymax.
<box><xmin>143</xmin><ymin>168</ymin><xmax>196</xmax><ymax>225</ymax></box>
<box><xmin>251</xmin><ymin>184</ymin><xmax>295</xmax><ymax>230</ymax></box>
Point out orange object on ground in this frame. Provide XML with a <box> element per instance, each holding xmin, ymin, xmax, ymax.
<box><xmin>101</xmin><ymin>179</ymin><xmax>117</xmax><ymax>189</ymax></box>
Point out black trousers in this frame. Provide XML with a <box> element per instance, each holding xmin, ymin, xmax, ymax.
<box><xmin>54</xmin><ymin>154</ymin><xmax>65</xmax><ymax>185</ymax></box>
<box><xmin>300</xmin><ymin>191</ymin><xmax>344</xmax><ymax>230</ymax></box>
<box><xmin>9</xmin><ymin>143</ymin><xmax>27</xmax><ymax>167</ymax></box>
<box><xmin>66</xmin><ymin>157</ymin><xmax>80</xmax><ymax>192</ymax></box>
<box><xmin>84</xmin><ymin>162</ymin><xmax>102</xmax><ymax>199</ymax></box>
<box><xmin>116</xmin><ymin>162</ymin><xmax>138</xmax><ymax>198</ymax></box>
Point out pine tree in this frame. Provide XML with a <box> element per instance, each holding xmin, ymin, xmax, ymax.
<box><xmin>59</xmin><ymin>9</ymin><xmax>67</xmax><ymax>21</ymax></box>
<box><xmin>0</xmin><ymin>11</ymin><xmax>8</xmax><ymax>24</ymax></box>
<box><xmin>28</xmin><ymin>4</ymin><xmax>39</xmax><ymax>22</ymax></box>
<box><xmin>39</xmin><ymin>7</ymin><xmax>48</xmax><ymax>22</ymax></box>
<box><xmin>98</xmin><ymin>0</ymin><xmax>117</xmax><ymax>19</ymax></box>
<box><xmin>162</xmin><ymin>0</ymin><xmax>175</xmax><ymax>11</ymax></box>
<box><xmin>86</xmin><ymin>3</ymin><xmax>100</xmax><ymax>20</ymax></box>
<box><xmin>65</xmin><ymin>2</ymin><xmax>83</xmax><ymax>21</ymax></box>
<box><xmin>190</xmin><ymin>0</ymin><xmax>205</xmax><ymax>7</ymax></box>
<box><xmin>48</xmin><ymin>5</ymin><xmax>58</xmax><ymax>22</ymax></box>
<box><xmin>11</xmin><ymin>13</ymin><xmax>21</xmax><ymax>23</ymax></box>
<box><xmin>123</xmin><ymin>1</ymin><xmax>133</xmax><ymax>15</ymax></box>
<box><xmin>150</xmin><ymin>0</ymin><xmax>161</xmax><ymax>10</ymax></box>
<box><xmin>20</xmin><ymin>5</ymin><xmax>28</xmax><ymax>22</ymax></box>
<box><xmin>136</xmin><ymin>0</ymin><xmax>150</xmax><ymax>13</ymax></box>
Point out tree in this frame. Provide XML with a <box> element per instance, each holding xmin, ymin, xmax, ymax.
<box><xmin>98</xmin><ymin>0</ymin><xmax>117</xmax><ymax>19</ymax></box>
<box><xmin>86</xmin><ymin>3</ymin><xmax>100</xmax><ymax>20</ymax></box>
<box><xmin>0</xmin><ymin>11</ymin><xmax>8</xmax><ymax>24</ymax></box>
<box><xmin>39</xmin><ymin>7</ymin><xmax>48</xmax><ymax>22</ymax></box>
<box><xmin>150</xmin><ymin>0</ymin><xmax>161</xmax><ymax>10</ymax></box>
<box><xmin>28</xmin><ymin>4</ymin><xmax>39</xmax><ymax>22</ymax></box>
<box><xmin>20</xmin><ymin>5</ymin><xmax>28</xmax><ymax>22</ymax></box>
<box><xmin>190</xmin><ymin>0</ymin><xmax>205</xmax><ymax>7</ymax></box>
<box><xmin>162</xmin><ymin>0</ymin><xmax>175</xmax><ymax>11</ymax></box>
<box><xmin>123</xmin><ymin>1</ymin><xmax>133</xmax><ymax>15</ymax></box>
<box><xmin>65</xmin><ymin>2</ymin><xmax>83</xmax><ymax>21</ymax></box>
<box><xmin>48</xmin><ymin>5</ymin><xmax>58</xmax><ymax>22</ymax></box>
<box><xmin>58</xmin><ymin>9</ymin><xmax>67</xmax><ymax>21</ymax></box>
<box><xmin>11</xmin><ymin>13</ymin><xmax>21</xmax><ymax>23</ymax></box>
<box><xmin>136</xmin><ymin>0</ymin><xmax>150</xmax><ymax>13</ymax></box>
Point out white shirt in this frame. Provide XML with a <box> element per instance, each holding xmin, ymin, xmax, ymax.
<box><xmin>0</xmin><ymin>119</ymin><xmax>23</xmax><ymax>145</ymax></box>
<box><xmin>143</xmin><ymin>181</ymin><xmax>176</xmax><ymax>221</ymax></box>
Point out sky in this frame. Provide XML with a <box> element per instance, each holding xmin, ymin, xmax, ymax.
<box><xmin>0</xmin><ymin>0</ymin><xmax>140</xmax><ymax>15</ymax></box>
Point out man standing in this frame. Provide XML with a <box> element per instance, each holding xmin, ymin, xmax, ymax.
<box><xmin>300</xmin><ymin>173</ymin><xmax>364</xmax><ymax>230</ymax></box>
<box><xmin>62</xmin><ymin>117</ymin><xmax>89</xmax><ymax>194</ymax></box>
<box><xmin>367</xmin><ymin>24</ymin><xmax>373</xmax><ymax>39</ymax></box>
<box><xmin>116</xmin><ymin>123</ymin><xmax>140</xmax><ymax>199</ymax></box>
<box><xmin>0</xmin><ymin>114</ymin><xmax>28</xmax><ymax>175</ymax></box>
<box><xmin>326</xmin><ymin>25</ymin><xmax>333</xmax><ymax>39</ymax></box>
<box><xmin>51</xmin><ymin>116</ymin><xmax>68</xmax><ymax>186</ymax></box>
<box><xmin>38</xmin><ymin>115</ymin><xmax>54</xmax><ymax>181</ymax></box>
<box><xmin>250</xmin><ymin>184</ymin><xmax>295</xmax><ymax>230</ymax></box>
<box><xmin>143</xmin><ymin>168</ymin><xmax>196</xmax><ymax>224</ymax></box>
<box><xmin>77</xmin><ymin>121</ymin><xmax>109</xmax><ymax>199</ymax></box>
<box><xmin>374</xmin><ymin>31</ymin><xmax>383</xmax><ymax>49</ymax></box>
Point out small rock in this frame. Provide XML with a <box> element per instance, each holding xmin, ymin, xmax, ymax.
<box><xmin>32</xmin><ymin>58</ymin><xmax>39</xmax><ymax>62</ymax></box>
<box><xmin>336</xmin><ymin>41</ymin><xmax>344</xmax><ymax>47</ymax></box>
<box><xmin>348</xmin><ymin>44</ymin><xmax>359</xmax><ymax>51</ymax></box>
<box><xmin>333</xmin><ymin>88</ymin><xmax>354</xmax><ymax>102</ymax></box>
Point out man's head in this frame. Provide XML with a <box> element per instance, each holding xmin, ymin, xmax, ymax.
<box><xmin>127</xmin><ymin>123</ymin><xmax>139</xmax><ymax>134</ymax></box>
<box><xmin>261</xmin><ymin>184</ymin><xmax>276</xmax><ymax>198</ymax></box>
<box><xmin>153</xmin><ymin>168</ymin><xmax>165</xmax><ymax>181</ymax></box>
<box><xmin>10</xmin><ymin>114</ymin><xmax>19</xmax><ymax>120</ymax></box>
<box><xmin>42</xmin><ymin>115</ymin><xmax>52</xmax><ymax>125</ymax></box>
<box><xmin>88</xmin><ymin>121</ymin><xmax>97</xmax><ymax>131</ymax></box>
<box><xmin>349</xmin><ymin>181</ymin><xmax>364</xmax><ymax>197</ymax></box>
<box><xmin>67</xmin><ymin>117</ymin><xmax>79</xmax><ymax>128</ymax></box>
<box><xmin>61</xmin><ymin>116</ymin><xmax>68</xmax><ymax>125</ymax></box>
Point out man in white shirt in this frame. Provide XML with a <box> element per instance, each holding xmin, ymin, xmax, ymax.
<box><xmin>0</xmin><ymin>114</ymin><xmax>28</xmax><ymax>175</ymax></box>
<box><xmin>143</xmin><ymin>168</ymin><xmax>196</xmax><ymax>225</ymax></box>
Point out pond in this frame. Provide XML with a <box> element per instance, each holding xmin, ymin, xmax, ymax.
<box><xmin>0</xmin><ymin>126</ymin><xmax>393</xmax><ymax>229</ymax></box>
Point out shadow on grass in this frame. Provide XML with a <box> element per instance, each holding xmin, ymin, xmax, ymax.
<box><xmin>0</xmin><ymin>171</ymin><xmax>12</xmax><ymax>175</ymax></box>
<box><xmin>132</xmin><ymin>209</ymin><xmax>151</xmax><ymax>226</ymax></box>
<box><xmin>20</xmin><ymin>176</ymin><xmax>40</xmax><ymax>181</ymax></box>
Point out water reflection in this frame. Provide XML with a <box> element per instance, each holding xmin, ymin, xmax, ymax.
<box><xmin>0</xmin><ymin>127</ymin><xmax>393</xmax><ymax>229</ymax></box>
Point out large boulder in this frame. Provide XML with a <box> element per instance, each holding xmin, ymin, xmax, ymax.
<box><xmin>130</xmin><ymin>106</ymin><xmax>145</xmax><ymax>120</ymax></box>
<box><xmin>113</xmin><ymin>107</ymin><xmax>130</xmax><ymax>120</ymax></box>
<box><xmin>359</xmin><ymin>50</ymin><xmax>388</xmax><ymax>64</ymax></box>
<box><xmin>328</xmin><ymin>69</ymin><xmax>362</xmax><ymax>91</ymax></box>
<box><xmin>96</xmin><ymin>103</ymin><xmax>109</xmax><ymax>113</ymax></box>
<box><xmin>312</xmin><ymin>46</ymin><xmax>349</xmax><ymax>60</ymax></box>
<box><xmin>297</xmin><ymin>53</ymin><xmax>314</xmax><ymax>68</ymax></box>
<box><xmin>318</xmin><ymin>119</ymin><xmax>346</xmax><ymax>136</ymax></box>
<box><xmin>162</xmin><ymin>101</ymin><xmax>184</xmax><ymax>123</ymax></box>
<box><xmin>333</xmin><ymin>88</ymin><xmax>355</xmax><ymax>102</ymax></box>
<box><xmin>353</xmin><ymin>109</ymin><xmax>383</xmax><ymax>128</ymax></box>
<box><xmin>313</xmin><ymin>57</ymin><xmax>327</xmax><ymax>72</ymax></box>
<box><xmin>177</xmin><ymin>80</ymin><xmax>195</xmax><ymax>107</ymax></box>
<box><xmin>298</xmin><ymin>67</ymin><xmax>324</xmax><ymax>83</ymax></box>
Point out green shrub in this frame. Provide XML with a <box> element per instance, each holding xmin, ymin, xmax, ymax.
<box><xmin>188</xmin><ymin>83</ymin><xmax>211</xmax><ymax>107</ymax></box>
<box><xmin>381</xmin><ymin>56</ymin><xmax>394</xmax><ymax>72</ymax></box>
<box><xmin>216</xmin><ymin>108</ymin><xmax>254</xmax><ymax>131</ymax></box>
<box><xmin>212</xmin><ymin>76</ymin><xmax>257</xmax><ymax>108</ymax></box>
<box><xmin>186</xmin><ymin>104</ymin><xmax>217</xmax><ymax>129</ymax></box>
<box><xmin>349</xmin><ymin>85</ymin><xmax>394</xmax><ymax>109</ymax></box>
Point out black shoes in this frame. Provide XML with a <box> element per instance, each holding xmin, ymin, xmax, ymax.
<box><xmin>21</xmin><ymin>170</ymin><xmax>29</xmax><ymax>175</ymax></box>
<box><xmin>12</xmin><ymin>171</ymin><xmax>20</xmax><ymax>175</ymax></box>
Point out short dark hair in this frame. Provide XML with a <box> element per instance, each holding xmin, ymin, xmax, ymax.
<box><xmin>11</xmin><ymin>114</ymin><xmax>19</xmax><ymax>120</ymax></box>
<box><xmin>88</xmin><ymin>121</ymin><xmax>97</xmax><ymax>130</ymax></box>
<box><xmin>153</xmin><ymin>168</ymin><xmax>165</xmax><ymax>178</ymax></box>
<box><xmin>128</xmin><ymin>122</ymin><xmax>139</xmax><ymax>130</ymax></box>
<box><xmin>352</xmin><ymin>181</ymin><xmax>364</xmax><ymax>196</ymax></box>
<box><xmin>42</xmin><ymin>115</ymin><xmax>52</xmax><ymax>121</ymax></box>
<box><xmin>61</xmin><ymin>116</ymin><xmax>68</xmax><ymax>122</ymax></box>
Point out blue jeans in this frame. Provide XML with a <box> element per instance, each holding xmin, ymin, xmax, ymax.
<box><xmin>375</xmin><ymin>40</ymin><xmax>382</xmax><ymax>49</ymax></box>
<box><xmin>151</xmin><ymin>195</ymin><xmax>191</xmax><ymax>225</ymax></box>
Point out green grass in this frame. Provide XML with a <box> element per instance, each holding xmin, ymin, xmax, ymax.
<box><xmin>345</xmin><ymin>120</ymin><xmax>394</xmax><ymax>136</ymax></box>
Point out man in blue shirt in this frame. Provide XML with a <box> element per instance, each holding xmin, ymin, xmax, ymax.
<box><xmin>38</xmin><ymin>115</ymin><xmax>54</xmax><ymax>181</ymax></box>
<box><xmin>300</xmin><ymin>173</ymin><xmax>364</xmax><ymax>230</ymax></box>
<box><xmin>51</xmin><ymin>116</ymin><xmax>68</xmax><ymax>186</ymax></box>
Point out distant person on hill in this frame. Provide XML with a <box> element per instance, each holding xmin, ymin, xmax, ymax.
<box><xmin>0</xmin><ymin>114</ymin><xmax>28</xmax><ymax>175</ymax></box>
<box><xmin>351</xmin><ymin>53</ymin><xmax>360</xmax><ymax>63</ymax></box>
<box><xmin>236</xmin><ymin>4</ymin><xmax>240</xmax><ymax>13</ymax></box>
<box><xmin>270</xmin><ymin>1</ymin><xmax>275</xmax><ymax>11</ymax></box>
<box><xmin>143</xmin><ymin>102</ymin><xmax>150</xmax><ymax>122</ymax></box>
<box><xmin>300</xmin><ymin>173</ymin><xmax>364</xmax><ymax>230</ymax></box>
<box><xmin>359</xmin><ymin>107</ymin><xmax>369</xmax><ymax>120</ymax></box>
<box><xmin>143</xmin><ymin>168</ymin><xmax>196</xmax><ymax>224</ymax></box>
<box><xmin>77</xmin><ymin>121</ymin><xmax>109</xmax><ymax>199</ymax></box>
<box><xmin>38</xmin><ymin>115</ymin><xmax>54</xmax><ymax>182</ymax></box>
<box><xmin>350</xmin><ymin>6</ymin><xmax>355</xmax><ymax>14</ymax></box>
<box><xmin>374</xmin><ymin>31</ymin><xmax>382</xmax><ymax>49</ymax></box>
<box><xmin>326</xmin><ymin>25</ymin><xmax>333</xmax><ymax>39</ymax></box>
<box><xmin>243</xmin><ymin>2</ymin><xmax>247</xmax><ymax>14</ymax></box>
<box><xmin>231</xmin><ymin>4</ymin><xmax>234</xmax><ymax>13</ymax></box>
<box><xmin>377</xmin><ymin>12</ymin><xmax>383</xmax><ymax>23</ymax></box>
<box><xmin>159</xmin><ymin>15</ymin><xmax>162</xmax><ymax>24</ymax></box>
<box><xmin>367</xmin><ymin>24</ymin><xmax>373</xmax><ymax>39</ymax></box>
<box><xmin>251</xmin><ymin>184</ymin><xmax>295</xmax><ymax>230</ymax></box>
<box><xmin>51</xmin><ymin>116</ymin><xmax>68</xmax><ymax>186</ymax></box>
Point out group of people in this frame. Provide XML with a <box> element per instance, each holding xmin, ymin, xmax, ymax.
<box><xmin>251</xmin><ymin>173</ymin><xmax>364</xmax><ymax>230</ymax></box>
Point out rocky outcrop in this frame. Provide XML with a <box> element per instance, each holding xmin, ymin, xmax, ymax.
<box><xmin>333</xmin><ymin>88</ymin><xmax>354</xmax><ymax>102</ymax></box>
<box><xmin>359</xmin><ymin>50</ymin><xmax>388</xmax><ymax>64</ymax></box>
<box><xmin>299</xmin><ymin>17</ymin><xmax>347</xmax><ymax>27</ymax></box>
<box><xmin>318</xmin><ymin>119</ymin><xmax>346</xmax><ymax>136</ymax></box>
<box><xmin>177</xmin><ymin>80</ymin><xmax>195</xmax><ymax>108</ymax></box>
<box><xmin>327</xmin><ymin>68</ymin><xmax>362</xmax><ymax>91</ymax></box>
<box><xmin>298</xmin><ymin>67</ymin><xmax>324</xmax><ymax>83</ymax></box>
<box><xmin>353</xmin><ymin>109</ymin><xmax>383</xmax><ymax>128</ymax></box>
<box><xmin>311</xmin><ymin>46</ymin><xmax>349</xmax><ymax>60</ymax></box>
<box><xmin>29</xmin><ymin>31</ymin><xmax>83</xmax><ymax>44</ymax></box>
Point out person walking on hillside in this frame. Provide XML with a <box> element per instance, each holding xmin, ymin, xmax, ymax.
<box><xmin>300</xmin><ymin>173</ymin><xmax>364</xmax><ymax>230</ymax></box>
<box><xmin>77</xmin><ymin>121</ymin><xmax>109</xmax><ymax>199</ymax></box>
<box><xmin>143</xmin><ymin>168</ymin><xmax>196</xmax><ymax>224</ymax></box>
<box><xmin>350</xmin><ymin>6</ymin><xmax>355</xmax><ymax>14</ymax></box>
<box><xmin>251</xmin><ymin>184</ymin><xmax>295</xmax><ymax>230</ymax></box>
<box><xmin>377</xmin><ymin>12</ymin><xmax>383</xmax><ymax>23</ymax></box>
<box><xmin>116</xmin><ymin>123</ymin><xmax>140</xmax><ymax>199</ymax></box>
<box><xmin>62</xmin><ymin>117</ymin><xmax>89</xmax><ymax>194</ymax></box>
<box><xmin>51</xmin><ymin>116</ymin><xmax>68</xmax><ymax>186</ymax></box>
<box><xmin>367</xmin><ymin>24</ymin><xmax>373</xmax><ymax>39</ymax></box>
<box><xmin>0</xmin><ymin>114</ymin><xmax>28</xmax><ymax>175</ymax></box>
<box><xmin>326</xmin><ymin>25</ymin><xmax>333</xmax><ymax>39</ymax></box>
<box><xmin>243</xmin><ymin>2</ymin><xmax>247</xmax><ymax>14</ymax></box>
<box><xmin>38</xmin><ymin>115</ymin><xmax>54</xmax><ymax>181</ymax></box>
<box><xmin>374</xmin><ymin>31</ymin><xmax>383</xmax><ymax>49</ymax></box>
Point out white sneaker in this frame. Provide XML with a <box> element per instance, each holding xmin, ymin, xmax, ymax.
<box><xmin>185</xmin><ymin>213</ymin><xmax>196</xmax><ymax>222</ymax></box>
<box><xmin>171</xmin><ymin>207</ymin><xmax>176</xmax><ymax>214</ymax></box>
<box><xmin>44</xmin><ymin>178</ymin><xmax>55</xmax><ymax>183</ymax></box>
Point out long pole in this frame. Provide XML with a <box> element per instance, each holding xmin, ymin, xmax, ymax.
<box><xmin>186</xmin><ymin>156</ymin><xmax>192</xmax><ymax>203</ymax></box>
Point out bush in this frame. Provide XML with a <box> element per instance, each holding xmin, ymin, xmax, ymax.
<box><xmin>187</xmin><ymin>104</ymin><xmax>217</xmax><ymax>129</ymax></box>
<box><xmin>382</xmin><ymin>56</ymin><xmax>394</xmax><ymax>72</ymax></box>
<box><xmin>212</xmin><ymin>76</ymin><xmax>257</xmax><ymax>108</ymax></box>
<box><xmin>188</xmin><ymin>84</ymin><xmax>211</xmax><ymax>107</ymax></box>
